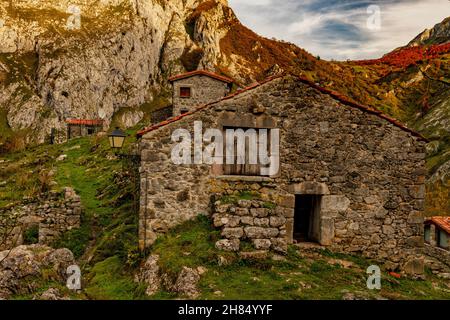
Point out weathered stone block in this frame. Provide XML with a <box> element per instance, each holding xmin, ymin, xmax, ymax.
<box><xmin>237</xmin><ymin>200</ymin><xmax>252</xmax><ymax>208</ymax></box>
<box><xmin>279</xmin><ymin>195</ymin><xmax>295</xmax><ymax>208</ymax></box>
<box><xmin>275</xmin><ymin>207</ymin><xmax>294</xmax><ymax>218</ymax></box>
<box><xmin>271</xmin><ymin>238</ymin><xmax>288</xmax><ymax>253</ymax></box>
<box><xmin>403</xmin><ymin>257</ymin><xmax>424</xmax><ymax>275</ymax></box>
<box><xmin>240</xmin><ymin>216</ymin><xmax>254</xmax><ymax>225</ymax></box>
<box><xmin>253</xmin><ymin>239</ymin><xmax>271</xmax><ymax>250</ymax></box>
<box><xmin>222</xmin><ymin>227</ymin><xmax>244</xmax><ymax>239</ymax></box>
<box><xmin>269</xmin><ymin>216</ymin><xmax>286</xmax><ymax>227</ymax></box>
<box><xmin>382</xmin><ymin>225</ymin><xmax>395</xmax><ymax>235</ymax></box>
<box><xmin>216</xmin><ymin>239</ymin><xmax>240</xmax><ymax>252</ymax></box>
<box><xmin>375</xmin><ymin>207</ymin><xmax>388</xmax><ymax>219</ymax></box>
<box><xmin>322</xmin><ymin>195</ymin><xmax>350</xmax><ymax>212</ymax></box>
<box><xmin>408</xmin><ymin>185</ymin><xmax>425</xmax><ymax>199</ymax></box>
<box><xmin>320</xmin><ymin>218</ymin><xmax>334</xmax><ymax>246</ymax></box>
<box><xmin>235</xmin><ymin>208</ymin><xmax>249</xmax><ymax>216</ymax></box>
<box><xmin>250</xmin><ymin>208</ymin><xmax>269</xmax><ymax>218</ymax></box>
<box><xmin>407</xmin><ymin>211</ymin><xmax>423</xmax><ymax>224</ymax></box>
<box><xmin>254</xmin><ymin>218</ymin><xmax>270</xmax><ymax>227</ymax></box>
<box><xmin>406</xmin><ymin>236</ymin><xmax>424</xmax><ymax>248</ymax></box>
<box><xmin>285</xmin><ymin>219</ymin><xmax>294</xmax><ymax>244</ymax></box>
<box><xmin>213</xmin><ymin>214</ymin><xmax>229</xmax><ymax>228</ymax></box>
<box><xmin>244</xmin><ymin>227</ymin><xmax>279</xmax><ymax>239</ymax></box>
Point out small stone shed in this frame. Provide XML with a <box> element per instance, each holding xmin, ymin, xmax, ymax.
<box><xmin>425</xmin><ymin>217</ymin><xmax>450</xmax><ymax>250</ymax></box>
<box><xmin>137</xmin><ymin>75</ymin><xmax>428</xmax><ymax>275</ymax></box>
<box><xmin>169</xmin><ymin>70</ymin><xmax>233</xmax><ymax>116</ymax></box>
<box><xmin>66</xmin><ymin>119</ymin><xmax>104</xmax><ymax>139</ymax></box>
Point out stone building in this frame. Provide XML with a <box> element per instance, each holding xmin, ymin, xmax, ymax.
<box><xmin>424</xmin><ymin>217</ymin><xmax>450</xmax><ymax>268</ymax></box>
<box><xmin>169</xmin><ymin>70</ymin><xmax>233</xmax><ymax>116</ymax></box>
<box><xmin>137</xmin><ymin>75</ymin><xmax>428</xmax><ymax>275</ymax></box>
<box><xmin>66</xmin><ymin>119</ymin><xmax>104</xmax><ymax>139</ymax></box>
<box><xmin>425</xmin><ymin>217</ymin><xmax>449</xmax><ymax>250</ymax></box>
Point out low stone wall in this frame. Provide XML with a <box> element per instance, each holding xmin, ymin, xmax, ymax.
<box><xmin>211</xmin><ymin>178</ymin><xmax>292</xmax><ymax>254</ymax></box>
<box><xmin>425</xmin><ymin>244</ymin><xmax>450</xmax><ymax>267</ymax></box>
<box><xmin>0</xmin><ymin>187</ymin><xmax>82</xmax><ymax>250</ymax></box>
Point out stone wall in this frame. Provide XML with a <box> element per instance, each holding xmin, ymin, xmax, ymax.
<box><xmin>139</xmin><ymin>76</ymin><xmax>427</xmax><ymax>275</ymax></box>
<box><xmin>425</xmin><ymin>244</ymin><xmax>450</xmax><ymax>267</ymax></box>
<box><xmin>172</xmin><ymin>75</ymin><xmax>230</xmax><ymax>116</ymax></box>
<box><xmin>0</xmin><ymin>187</ymin><xmax>82</xmax><ymax>250</ymax></box>
<box><xmin>211</xmin><ymin>179</ymin><xmax>290</xmax><ymax>253</ymax></box>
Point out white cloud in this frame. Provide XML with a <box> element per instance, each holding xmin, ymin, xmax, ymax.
<box><xmin>228</xmin><ymin>0</ymin><xmax>450</xmax><ymax>60</ymax></box>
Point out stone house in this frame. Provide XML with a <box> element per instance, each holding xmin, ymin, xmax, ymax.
<box><xmin>425</xmin><ymin>217</ymin><xmax>449</xmax><ymax>250</ymax></box>
<box><xmin>66</xmin><ymin>119</ymin><xmax>104</xmax><ymax>139</ymax></box>
<box><xmin>169</xmin><ymin>70</ymin><xmax>233</xmax><ymax>116</ymax></box>
<box><xmin>137</xmin><ymin>75</ymin><xmax>427</xmax><ymax>275</ymax></box>
<box><xmin>424</xmin><ymin>217</ymin><xmax>450</xmax><ymax>269</ymax></box>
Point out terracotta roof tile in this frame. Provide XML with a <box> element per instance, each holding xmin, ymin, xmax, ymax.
<box><xmin>426</xmin><ymin>217</ymin><xmax>450</xmax><ymax>234</ymax></box>
<box><xmin>66</xmin><ymin>119</ymin><xmax>104</xmax><ymax>126</ymax></box>
<box><xmin>168</xmin><ymin>70</ymin><xmax>234</xmax><ymax>83</ymax></box>
<box><xmin>137</xmin><ymin>73</ymin><xmax>428</xmax><ymax>142</ymax></box>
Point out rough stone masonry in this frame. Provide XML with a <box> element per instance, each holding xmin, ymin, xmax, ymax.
<box><xmin>0</xmin><ymin>187</ymin><xmax>82</xmax><ymax>250</ymax></box>
<box><xmin>138</xmin><ymin>75</ymin><xmax>427</xmax><ymax>275</ymax></box>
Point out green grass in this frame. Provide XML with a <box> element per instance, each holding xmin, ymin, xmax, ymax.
<box><xmin>2</xmin><ymin>129</ymin><xmax>142</xmax><ymax>299</ymax></box>
<box><xmin>152</xmin><ymin>215</ymin><xmax>222</xmax><ymax>278</ymax></box>
<box><xmin>148</xmin><ymin>217</ymin><xmax>450</xmax><ymax>300</ymax></box>
<box><xmin>84</xmin><ymin>256</ymin><xmax>142</xmax><ymax>300</ymax></box>
<box><xmin>2</xmin><ymin>120</ymin><xmax>449</xmax><ymax>300</ymax></box>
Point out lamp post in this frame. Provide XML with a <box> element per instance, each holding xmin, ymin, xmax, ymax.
<box><xmin>107</xmin><ymin>127</ymin><xmax>141</xmax><ymax>217</ymax></box>
<box><xmin>108</xmin><ymin>127</ymin><xmax>126</xmax><ymax>150</ymax></box>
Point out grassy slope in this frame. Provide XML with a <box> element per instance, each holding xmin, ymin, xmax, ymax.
<box><xmin>2</xmin><ymin>134</ymin><xmax>449</xmax><ymax>300</ymax></box>
<box><xmin>0</xmin><ymin>130</ymin><xmax>142</xmax><ymax>300</ymax></box>
<box><xmin>150</xmin><ymin>216</ymin><xmax>450</xmax><ymax>300</ymax></box>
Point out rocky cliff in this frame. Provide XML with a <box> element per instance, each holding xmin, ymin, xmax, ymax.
<box><xmin>0</xmin><ymin>0</ymin><xmax>348</xmax><ymax>147</ymax></box>
<box><xmin>408</xmin><ymin>17</ymin><xmax>450</xmax><ymax>46</ymax></box>
<box><xmin>0</xmin><ymin>0</ymin><xmax>241</xmax><ymax>144</ymax></box>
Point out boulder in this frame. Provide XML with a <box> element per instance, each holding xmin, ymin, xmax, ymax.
<box><xmin>37</xmin><ymin>288</ymin><xmax>67</xmax><ymax>300</ymax></box>
<box><xmin>135</xmin><ymin>255</ymin><xmax>161</xmax><ymax>297</ymax></box>
<box><xmin>0</xmin><ymin>245</ymin><xmax>75</xmax><ymax>299</ymax></box>
<box><xmin>172</xmin><ymin>267</ymin><xmax>200</xmax><ymax>299</ymax></box>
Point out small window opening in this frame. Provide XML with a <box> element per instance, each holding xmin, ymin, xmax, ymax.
<box><xmin>180</xmin><ymin>87</ymin><xmax>191</xmax><ymax>98</ymax></box>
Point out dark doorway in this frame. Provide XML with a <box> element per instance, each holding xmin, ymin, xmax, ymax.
<box><xmin>294</xmin><ymin>195</ymin><xmax>321</xmax><ymax>243</ymax></box>
<box><xmin>87</xmin><ymin>127</ymin><xmax>95</xmax><ymax>135</ymax></box>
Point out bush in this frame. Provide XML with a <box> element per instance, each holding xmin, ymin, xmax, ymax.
<box><xmin>23</xmin><ymin>225</ymin><xmax>39</xmax><ymax>245</ymax></box>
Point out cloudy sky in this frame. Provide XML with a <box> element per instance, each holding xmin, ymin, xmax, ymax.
<box><xmin>228</xmin><ymin>0</ymin><xmax>450</xmax><ymax>60</ymax></box>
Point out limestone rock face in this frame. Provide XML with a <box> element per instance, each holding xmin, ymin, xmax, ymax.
<box><xmin>408</xmin><ymin>17</ymin><xmax>450</xmax><ymax>46</ymax></box>
<box><xmin>0</xmin><ymin>245</ymin><xmax>75</xmax><ymax>299</ymax></box>
<box><xmin>0</xmin><ymin>0</ymin><xmax>239</xmax><ymax>144</ymax></box>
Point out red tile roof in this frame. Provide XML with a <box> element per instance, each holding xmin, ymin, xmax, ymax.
<box><xmin>66</xmin><ymin>119</ymin><xmax>104</xmax><ymax>126</ymax></box>
<box><xmin>137</xmin><ymin>73</ymin><xmax>428</xmax><ymax>142</ymax></box>
<box><xmin>426</xmin><ymin>217</ymin><xmax>450</xmax><ymax>234</ymax></box>
<box><xmin>168</xmin><ymin>70</ymin><xmax>234</xmax><ymax>84</ymax></box>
